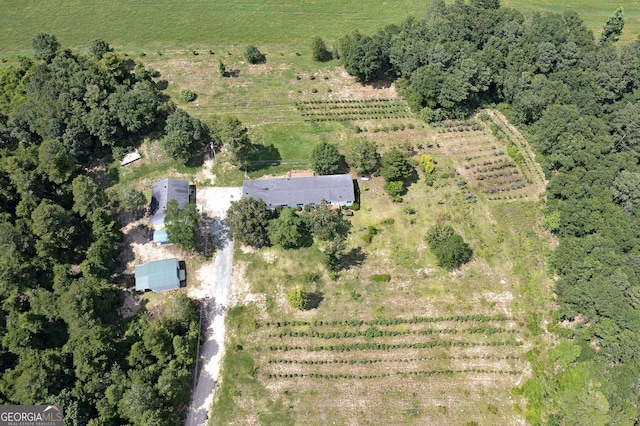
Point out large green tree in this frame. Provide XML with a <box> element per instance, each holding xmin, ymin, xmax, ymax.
<box><xmin>211</xmin><ymin>115</ymin><xmax>252</xmax><ymax>167</ymax></box>
<box><xmin>304</xmin><ymin>201</ymin><xmax>351</xmax><ymax>242</ymax></box>
<box><xmin>268</xmin><ymin>208</ymin><xmax>305</xmax><ymax>249</ymax></box>
<box><xmin>346</xmin><ymin>138</ymin><xmax>380</xmax><ymax>176</ymax></box>
<box><xmin>162</xmin><ymin>109</ymin><xmax>207</xmax><ymax>163</ymax></box>
<box><xmin>165</xmin><ymin>200</ymin><xmax>199</xmax><ymax>251</ymax></box>
<box><xmin>310</xmin><ymin>141</ymin><xmax>341</xmax><ymax>175</ymax></box>
<box><xmin>226</xmin><ymin>197</ymin><xmax>271</xmax><ymax>248</ymax></box>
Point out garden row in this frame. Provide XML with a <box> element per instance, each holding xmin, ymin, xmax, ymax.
<box><xmin>265</xmin><ymin>369</ymin><xmax>522</xmax><ymax>379</ymax></box>
<box><xmin>437</xmin><ymin>124</ymin><xmax>484</xmax><ymax>132</ymax></box>
<box><xmin>464</xmin><ymin>159</ymin><xmax>516</xmax><ymax>172</ymax></box>
<box><xmin>296</xmin><ymin>98</ymin><xmax>411</xmax><ymax>122</ymax></box>
<box><xmin>298</xmin><ymin>102</ymin><xmax>408</xmax><ymax>111</ymax></box>
<box><xmin>304</xmin><ymin>114</ymin><xmax>411</xmax><ymax>122</ymax></box>
<box><xmin>268</xmin><ymin>326</ymin><xmax>516</xmax><ymax>339</ymax></box>
<box><xmin>296</xmin><ymin>98</ymin><xmax>400</xmax><ymax>106</ymax></box>
<box><xmin>262</xmin><ymin>314</ymin><xmax>511</xmax><ymax>328</ymax></box>
<box><xmin>267</xmin><ymin>339</ymin><xmax>523</xmax><ymax>352</ymax></box>
<box><xmin>484</xmin><ymin>116</ymin><xmax>545</xmax><ymax>185</ymax></box>
<box><xmin>267</xmin><ymin>354</ymin><xmax>522</xmax><ymax>365</ymax></box>
<box><xmin>475</xmin><ymin>169</ymin><xmax>520</xmax><ymax>180</ymax></box>
<box><xmin>464</xmin><ymin>150</ymin><xmax>505</xmax><ymax>161</ymax></box>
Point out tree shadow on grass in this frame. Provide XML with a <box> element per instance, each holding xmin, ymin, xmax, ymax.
<box><xmin>336</xmin><ymin>154</ymin><xmax>350</xmax><ymax>174</ymax></box>
<box><xmin>306</xmin><ymin>292</ymin><xmax>324</xmax><ymax>310</ymax></box>
<box><xmin>341</xmin><ymin>247</ymin><xmax>367</xmax><ymax>270</ymax></box>
<box><xmin>246</xmin><ymin>143</ymin><xmax>282</xmax><ymax>172</ymax></box>
<box><xmin>222</xmin><ymin>69</ymin><xmax>241</xmax><ymax>78</ymax></box>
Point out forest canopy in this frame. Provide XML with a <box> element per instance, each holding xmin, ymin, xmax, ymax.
<box><xmin>0</xmin><ymin>34</ymin><xmax>200</xmax><ymax>425</ymax></box>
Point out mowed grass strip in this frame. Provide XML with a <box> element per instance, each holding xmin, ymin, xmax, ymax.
<box><xmin>0</xmin><ymin>0</ymin><xmax>426</xmax><ymax>53</ymax></box>
<box><xmin>1</xmin><ymin>1</ymin><xmax>636</xmax><ymax>55</ymax></box>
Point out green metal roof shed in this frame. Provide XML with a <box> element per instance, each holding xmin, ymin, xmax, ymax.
<box><xmin>135</xmin><ymin>258</ymin><xmax>183</xmax><ymax>291</ymax></box>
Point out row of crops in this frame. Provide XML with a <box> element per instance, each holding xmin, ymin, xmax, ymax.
<box><xmin>252</xmin><ymin>314</ymin><xmax>525</xmax><ymax>382</ymax></box>
<box><xmin>295</xmin><ymin>98</ymin><xmax>411</xmax><ymax>122</ymax></box>
<box><xmin>436</xmin><ymin>124</ymin><xmax>535</xmax><ymax>200</ymax></box>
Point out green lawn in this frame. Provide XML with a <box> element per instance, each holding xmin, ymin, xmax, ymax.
<box><xmin>0</xmin><ymin>0</ymin><xmax>426</xmax><ymax>54</ymax></box>
<box><xmin>1</xmin><ymin>0</ymin><xmax>637</xmax><ymax>56</ymax></box>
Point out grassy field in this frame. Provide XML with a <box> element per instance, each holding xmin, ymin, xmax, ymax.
<box><xmin>503</xmin><ymin>0</ymin><xmax>639</xmax><ymax>42</ymax></box>
<box><xmin>212</xmin><ymin>119</ymin><xmax>553</xmax><ymax>423</ymax></box>
<box><xmin>0</xmin><ymin>0</ymin><xmax>637</xmax><ymax>56</ymax></box>
<box><xmin>0</xmin><ymin>0</ymin><xmax>426</xmax><ymax>54</ymax></box>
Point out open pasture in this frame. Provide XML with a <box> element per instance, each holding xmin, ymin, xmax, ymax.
<box><xmin>0</xmin><ymin>0</ymin><xmax>637</xmax><ymax>55</ymax></box>
<box><xmin>0</xmin><ymin>0</ymin><xmax>426</xmax><ymax>54</ymax></box>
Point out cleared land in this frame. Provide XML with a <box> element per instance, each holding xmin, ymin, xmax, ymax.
<box><xmin>0</xmin><ymin>0</ymin><xmax>637</xmax><ymax>55</ymax></box>
<box><xmin>150</xmin><ymin>50</ymin><xmax>556</xmax><ymax>424</ymax></box>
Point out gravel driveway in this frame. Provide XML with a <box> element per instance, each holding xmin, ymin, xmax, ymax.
<box><xmin>185</xmin><ymin>187</ymin><xmax>242</xmax><ymax>426</ymax></box>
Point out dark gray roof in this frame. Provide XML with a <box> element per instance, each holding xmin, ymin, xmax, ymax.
<box><xmin>150</xmin><ymin>178</ymin><xmax>190</xmax><ymax>226</ymax></box>
<box><xmin>242</xmin><ymin>174</ymin><xmax>355</xmax><ymax>208</ymax></box>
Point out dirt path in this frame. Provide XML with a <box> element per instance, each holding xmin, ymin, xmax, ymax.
<box><xmin>185</xmin><ymin>187</ymin><xmax>242</xmax><ymax>426</ymax></box>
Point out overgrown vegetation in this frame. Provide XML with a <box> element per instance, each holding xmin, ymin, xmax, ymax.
<box><xmin>0</xmin><ymin>36</ymin><xmax>200</xmax><ymax>424</ymax></box>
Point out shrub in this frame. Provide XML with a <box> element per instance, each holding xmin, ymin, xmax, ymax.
<box><xmin>179</xmin><ymin>89</ymin><xmax>197</xmax><ymax>102</ymax></box>
<box><xmin>362</xmin><ymin>225</ymin><xmax>378</xmax><ymax>244</ymax></box>
<box><xmin>403</xmin><ymin>206</ymin><xmax>416</xmax><ymax>215</ymax></box>
<box><xmin>286</xmin><ymin>287</ymin><xmax>309</xmax><ymax>310</ymax></box>
<box><xmin>371</xmin><ymin>274</ymin><xmax>391</xmax><ymax>283</ymax></box>
<box><xmin>425</xmin><ymin>225</ymin><xmax>473</xmax><ymax>270</ymax></box>
<box><xmin>311</xmin><ymin>36</ymin><xmax>332</xmax><ymax>61</ymax></box>
<box><xmin>350</xmin><ymin>202</ymin><xmax>360</xmax><ymax>211</ymax></box>
<box><xmin>245</xmin><ymin>45</ymin><xmax>266</xmax><ymax>64</ymax></box>
<box><xmin>384</xmin><ymin>180</ymin><xmax>404</xmax><ymax>197</ymax></box>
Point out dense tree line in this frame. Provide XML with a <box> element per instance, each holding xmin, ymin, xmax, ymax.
<box><xmin>339</xmin><ymin>1</ymin><xmax>640</xmax><ymax>423</ymax></box>
<box><xmin>0</xmin><ymin>35</ymin><xmax>200</xmax><ymax>425</ymax></box>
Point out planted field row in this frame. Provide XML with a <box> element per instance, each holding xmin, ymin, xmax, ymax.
<box><xmin>301</xmin><ymin>109</ymin><xmax>409</xmax><ymax>117</ymax></box>
<box><xmin>464</xmin><ymin>160</ymin><xmax>516</xmax><ymax>172</ymax></box>
<box><xmin>268</xmin><ymin>339</ymin><xmax>523</xmax><ymax>352</ymax></box>
<box><xmin>437</xmin><ymin>131</ymin><xmax>487</xmax><ymax>140</ymax></box>
<box><xmin>437</xmin><ymin>124</ymin><xmax>484</xmax><ymax>133</ymax></box>
<box><xmin>298</xmin><ymin>102</ymin><xmax>408</xmax><ymax>111</ymax></box>
<box><xmin>303</xmin><ymin>114</ymin><xmax>411</xmax><ymax>122</ymax></box>
<box><xmin>296</xmin><ymin>98</ymin><xmax>411</xmax><ymax>122</ymax></box>
<box><xmin>432</xmin><ymin>119</ymin><xmax>481</xmax><ymax>128</ymax></box>
<box><xmin>476</xmin><ymin>169</ymin><xmax>521</xmax><ymax>180</ymax></box>
<box><xmin>268</xmin><ymin>326</ymin><xmax>517</xmax><ymax>339</ymax></box>
<box><xmin>262</xmin><ymin>314</ymin><xmax>511</xmax><ymax>328</ymax></box>
<box><xmin>463</xmin><ymin>151</ymin><xmax>506</xmax><ymax>161</ymax></box>
<box><xmin>477</xmin><ymin>176</ymin><xmax>524</xmax><ymax>187</ymax></box>
<box><xmin>481</xmin><ymin>182</ymin><xmax>526</xmax><ymax>194</ymax></box>
<box><xmin>267</xmin><ymin>354</ymin><xmax>522</xmax><ymax>365</ymax></box>
<box><xmin>297</xmin><ymin>98</ymin><xmax>399</xmax><ymax>105</ymax></box>
<box><xmin>266</xmin><ymin>369</ymin><xmax>522</xmax><ymax>380</ymax></box>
